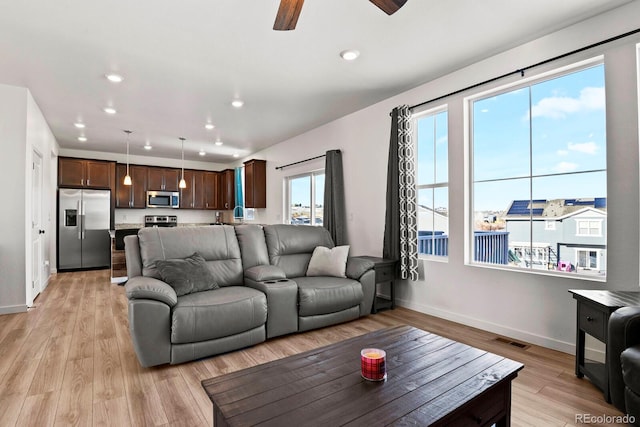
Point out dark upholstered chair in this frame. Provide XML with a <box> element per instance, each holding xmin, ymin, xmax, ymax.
<box><xmin>608</xmin><ymin>306</ymin><xmax>640</xmax><ymax>424</ymax></box>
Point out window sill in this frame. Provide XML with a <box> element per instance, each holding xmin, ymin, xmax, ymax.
<box><xmin>466</xmin><ymin>261</ymin><xmax>606</xmax><ymax>282</ymax></box>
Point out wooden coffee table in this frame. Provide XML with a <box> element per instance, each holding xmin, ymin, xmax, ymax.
<box><xmin>202</xmin><ymin>325</ymin><xmax>523</xmax><ymax>426</ymax></box>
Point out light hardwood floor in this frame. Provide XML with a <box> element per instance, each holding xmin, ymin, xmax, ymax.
<box><xmin>0</xmin><ymin>270</ymin><xmax>630</xmax><ymax>426</ymax></box>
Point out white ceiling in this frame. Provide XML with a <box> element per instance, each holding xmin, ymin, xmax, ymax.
<box><xmin>0</xmin><ymin>0</ymin><xmax>631</xmax><ymax>163</ymax></box>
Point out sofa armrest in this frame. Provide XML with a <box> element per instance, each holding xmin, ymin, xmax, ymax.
<box><xmin>245</xmin><ymin>278</ymin><xmax>298</xmax><ymax>338</ymax></box>
<box><xmin>608</xmin><ymin>306</ymin><xmax>640</xmax><ymax>412</ymax></box>
<box><xmin>346</xmin><ymin>257</ymin><xmax>375</xmax><ymax>280</ymax></box>
<box><xmin>125</xmin><ymin>276</ymin><xmax>178</xmax><ymax>307</ymax></box>
<box><xmin>245</xmin><ymin>265</ymin><xmax>287</xmax><ymax>282</ymax></box>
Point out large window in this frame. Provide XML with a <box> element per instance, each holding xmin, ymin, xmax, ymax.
<box><xmin>471</xmin><ymin>61</ymin><xmax>607</xmax><ymax>278</ymax></box>
<box><xmin>285</xmin><ymin>171</ymin><xmax>324</xmax><ymax>226</ymax></box>
<box><xmin>416</xmin><ymin>107</ymin><xmax>448</xmax><ymax>257</ymax></box>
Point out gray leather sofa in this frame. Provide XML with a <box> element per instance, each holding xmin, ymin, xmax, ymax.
<box><xmin>124</xmin><ymin>224</ymin><xmax>376</xmax><ymax>367</ymax></box>
<box><xmin>608</xmin><ymin>307</ymin><xmax>640</xmax><ymax>424</ymax></box>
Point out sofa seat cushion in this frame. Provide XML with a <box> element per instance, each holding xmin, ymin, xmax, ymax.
<box><xmin>294</xmin><ymin>276</ymin><xmax>363</xmax><ymax>317</ymax></box>
<box><xmin>171</xmin><ymin>286</ymin><xmax>267</xmax><ymax>344</ymax></box>
<box><xmin>622</xmin><ymin>345</ymin><xmax>640</xmax><ymax>393</ymax></box>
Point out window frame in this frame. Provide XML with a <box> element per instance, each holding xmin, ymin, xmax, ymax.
<box><xmin>576</xmin><ymin>219</ymin><xmax>602</xmax><ymax>237</ymax></box>
<box><xmin>575</xmin><ymin>248</ymin><xmax>601</xmax><ymax>271</ymax></box>
<box><xmin>283</xmin><ymin>169</ymin><xmax>325</xmax><ymax>226</ymax></box>
<box><xmin>413</xmin><ymin>104</ymin><xmax>449</xmax><ymax>261</ymax></box>
<box><xmin>465</xmin><ymin>56</ymin><xmax>607</xmax><ymax>281</ymax></box>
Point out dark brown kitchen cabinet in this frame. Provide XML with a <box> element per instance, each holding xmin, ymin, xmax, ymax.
<box><xmin>180</xmin><ymin>170</ymin><xmax>205</xmax><ymax>209</ymax></box>
<box><xmin>243</xmin><ymin>159</ymin><xmax>266</xmax><ymax>208</ymax></box>
<box><xmin>220</xmin><ymin>169</ymin><xmax>235</xmax><ymax>210</ymax></box>
<box><xmin>58</xmin><ymin>157</ymin><xmax>112</xmax><ymax>189</ymax></box>
<box><xmin>116</xmin><ymin>164</ymin><xmax>147</xmax><ymax>208</ymax></box>
<box><xmin>147</xmin><ymin>167</ymin><xmax>180</xmax><ymax>191</ymax></box>
<box><xmin>203</xmin><ymin>171</ymin><xmax>220</xmax><ymax>210</ymax></box>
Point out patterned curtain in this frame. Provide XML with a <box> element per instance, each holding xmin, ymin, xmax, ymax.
<box><xmin>383</xmin><ymin>106</ymin><xmax>418</xmax><ymax>281</ymax></box>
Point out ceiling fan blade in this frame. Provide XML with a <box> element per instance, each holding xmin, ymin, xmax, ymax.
<box><xmin>273</xmin><ymin>0</ymin><xmax>305</xmax><ymax>31</ymax></box>
<box><xmin>369</xmin><ymin>0</ymin><xmax>408</xmax><ymax>15</ymax></box>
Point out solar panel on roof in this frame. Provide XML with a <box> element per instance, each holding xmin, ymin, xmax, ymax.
<box><xmin>595</xmin><ymin>198</ymin><xmax>607</xmax><ymax>208</ymax></box>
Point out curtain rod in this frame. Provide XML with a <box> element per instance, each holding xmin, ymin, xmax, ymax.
<box><xmin>405</xmin><ymin>26</ymin><xmax>640</xmax><ymax>113</ymax></box>
<box><xmin>275</xmin><ymin>150</ymin><xmax>341</xmax><ymax>170</ymax></box>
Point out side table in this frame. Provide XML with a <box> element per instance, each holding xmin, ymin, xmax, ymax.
<box><xmin>569</xmin><ymin>290</ymin><xmax>640</xmax><ymax>402</ymax></box>
<box><xmin>354</xmin><ymin>256</ymin><xmax>397</xmax><ymax>314</ymax></box>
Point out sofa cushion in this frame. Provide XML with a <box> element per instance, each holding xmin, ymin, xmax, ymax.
<box><xmin>307</xmin><ymin>245</ymin><xmax>349</xmax><ymax>278</ymax></box>
<box><xmin>622</xmin><ymin>345</ymin><xmax>640</xmax><ymax>394</ymax></box>
<box><xmin>235</xmin><ymin>225</ymin><xmax>270</xmax><ymax>269</ymax></box>
<box><xmin>171</xmin><ymin>286</ymin><xmax>267</xmax><ymax>344</ymax></box>
<box><xmin>155</xmin><ymin>252</ymin><xmax>219</xmax><ymax>297</ymax></box>
<box><xmin>138</xmin><ymin>226</ymin><xmax>243</xmax><ymax>286</ymax></box>
<box><xmin>295</xmin><ymin>276</ymin><xmax>363</xmax><ymax>316</ymax></box>
<box><xmin>263</xmin><ymin>224</ymin><xmax>335</xmax><ymax>278</ymax></box>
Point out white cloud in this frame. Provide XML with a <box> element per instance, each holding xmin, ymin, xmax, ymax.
<box><xmin>436</xmin><ymin>136</ymin><xmax>448</xmax><ymax>145</ymax></box>
<box><xmin>557</xmin><ymin>149</ymin><xmax>569</xmax><ymax>156</ymax></box>
<box><xmin>568</xmin><ymin>141</ymin><xmax>598</xmax><ymax>155</ymax></box>
<box><xmin>554</xmin><ymin>161</ymin><xmax>578</xmax><ymax>173</ymax></box>
<box><xmin>481</xmin><ymin>109</ymin><xmax>489</xmax><ymax>113</ymax></box>
<box><xmin>528</xmin><ymin>86</ymin><xmax>604</xmax><ymax>119</ymax></box>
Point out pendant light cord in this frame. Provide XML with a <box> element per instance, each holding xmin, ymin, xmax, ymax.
<box><xmin>125</xmin><ymin>130</ymin><xmax>132</xmax><ymax>177</ymax></box>
<box><xmin>179</xmin><ymin>137</ymin><xmax>185</xmax><ymax>180</ymax></box>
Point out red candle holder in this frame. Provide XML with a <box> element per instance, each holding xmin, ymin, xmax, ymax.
<box><xmin>361</xmin><ymin>348</ymin><xmax>386</xmax><ymax>381</ymax></box>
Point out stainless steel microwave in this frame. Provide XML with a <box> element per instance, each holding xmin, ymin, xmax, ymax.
<box><xmin>147</xmin><ymin>191</ymin><xmax>179</xmax><ymax>208</ymax></box>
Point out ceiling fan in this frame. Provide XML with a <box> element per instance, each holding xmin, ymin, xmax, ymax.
<box><xmin>273</xmin><ymin>0</ymin><xmax>408</xmax><ymax>31</ymax></box>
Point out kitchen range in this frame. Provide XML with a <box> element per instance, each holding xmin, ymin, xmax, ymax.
<box><xmin>144</xmin><ymin>215</ymin><xmax>178</xmax><ymax>227</ymax></box>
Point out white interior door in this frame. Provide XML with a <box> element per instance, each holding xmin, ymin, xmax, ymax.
<box><xmin>30</xmin><ymin>150</ymin><xmax>43</xmax><ymax>306</ymax></box>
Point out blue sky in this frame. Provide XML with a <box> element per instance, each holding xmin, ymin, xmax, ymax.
<box><xmin>289</xmin><ymin>174</ymin><xmax>325</xmax><ymax>206</ymax></box>
<box><xmin>417</xmin><ymin>63</ymin><xmax>606</xmax><ymax>213</ymax></box>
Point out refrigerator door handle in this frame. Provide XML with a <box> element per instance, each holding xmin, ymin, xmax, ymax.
<box><xmin>81</xmin><ymin>201</ymin><xmax>86</xmax><ymax>239</ymax></box>
<box><xmin>77</xmin><ymin>200</ymin><xmax>82</xmax><ymax>240</ymax></box>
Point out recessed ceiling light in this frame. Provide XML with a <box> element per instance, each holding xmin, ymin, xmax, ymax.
<box><xmin>74</xmin><ymin>122</ymin><xmax>85</xmax><ymax>129</ymax></box>
<box><xmin>232</xmin><ymin>153</ymin><xmax>239</xmax><ymax>158</ymax></box>
<box><xmin>199</xmin><ymin>149</ymin><xmax>206</xmax><ymax>156</ymax></box>
<box><xmin>78</xmin><ymin>136</ymin><xmax>87</xmax><ymax>142</ymax></box>
<box><xmin>103</xmin><ymin>107</ymin><xmax>117</xmax><ymax>115</ymax></box>
<box><xmin>144</xmin><ymin>143</ymin><xmax>152</xmax><ymax>150</ymax></box>
<box><xmin>231</xmin><ymin>99</ymin><xmax>244</xmax><ymax>108</ymax></box>
<box><xmin>340</xmin><ymin>49</ymin><xmax>360</xmax><ymax>61</ymax></box>
<box><xmin>205</xmin><ymin>123</ymin><xmax>215</xmax><ymax>130</ymax></box>
<box><xmin>215</xmin><ymin>140</ymin><xmax>223</xmax><ymax>146</ymax></box>
<box><xmin>105</xmin><ymin>73</ymin><xmax>124</xmax><ymax>83</ymax></box>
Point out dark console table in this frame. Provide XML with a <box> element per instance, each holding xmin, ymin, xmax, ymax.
<box><xmin>569</xmin><ymin>290</ymin><xmax>640</xmax><ymax>402</ymax></box>
<box><xmin>353</xmin><ymin>256</ymin><xmax>398</xmax><ymax>313</ymax></box>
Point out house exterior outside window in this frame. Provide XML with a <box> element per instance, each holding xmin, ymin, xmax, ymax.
<box><xmin>415</xmin><ymin>107</ymin><xmax>448</xmax><ymax>258</ymax></box>
<box><xmin>284</xmin><ymin>171</ymin><xmax>325</xmax><ymax>226</ymax></box>
<box><xmin>469</xmin><ymin>60</ymin><xmax>607</xmax><ymax>278</ymax></box>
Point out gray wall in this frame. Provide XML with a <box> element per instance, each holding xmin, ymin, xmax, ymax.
<box><xmin>0</xmin><ymin>84</ymin><xmax>28</xmax><ymax>313</ymax></box>
<box><xmin>0</xmin><ymin>85</ymin><xmax>58</xmax><ymax>314</ymax></box>
<box><xmin>243</xmin><ymin>2</ymin><xmax>640</xmax><ymax>354</ymax></box>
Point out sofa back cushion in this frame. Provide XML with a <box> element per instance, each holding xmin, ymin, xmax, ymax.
<box><xmin>138</xmin><ymin>225</ymin><xmax>243</xmax><ymax>286</ymax></box>
<box><xmin>263</xmin><ymin>224</ymin><xmax>334</xmax><ymax>278</ymax></box>
<box><xmin>234</xmin><ymin>225</ymin><xmax>270</xmax><ymax>269</ymax></box>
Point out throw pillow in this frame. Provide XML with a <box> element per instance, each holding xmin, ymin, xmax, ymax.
<box><xmin>306</xmin><ymin>245</ymin><xmax>350</xmax><ymax>278</ymax></box>
<box><xmin>155</xmin><ymin>252</ymin><xmax>219</xmax><ymax>297</ymax></box>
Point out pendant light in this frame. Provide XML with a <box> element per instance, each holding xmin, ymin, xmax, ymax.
<box><xmin>179</xmin><ymin>137</ymin><xmax>187</xmax><ymax>189</ymax></box>
<box><xmin>123</xmin><ymin>130</ymin><xmax>132</xmax><ymax>186</ymax></box>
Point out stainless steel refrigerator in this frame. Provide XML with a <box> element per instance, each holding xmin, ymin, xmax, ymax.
<box><xmin>58</xmin><ymin>188</ymin><xmax>111</xmax><ymax>270</ymax></box>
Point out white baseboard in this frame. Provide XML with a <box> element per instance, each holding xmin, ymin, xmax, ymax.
<box><xmin>396</xmin><ymin>296</ymin><xmax>579</xmax><ymax>355</ymax></box>
<box><xmin>111</xmin><ymin>276</ymin><xmax>127</xmax><ymax>284</ymax></box>
<box><xmin>0</xmin><ymin>305</ymin><xmax>27</xmax><ymax>315</ymax></box>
